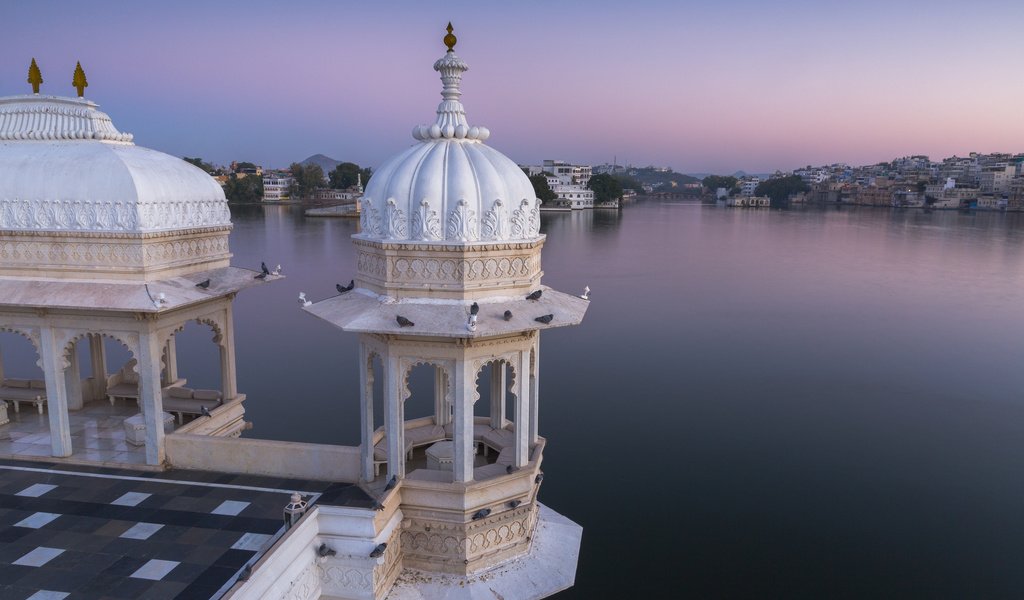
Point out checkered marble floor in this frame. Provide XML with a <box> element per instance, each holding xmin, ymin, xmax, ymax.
<box><xmin>0</xmin><ymin>401</ymin><xmax>146</xmax><ymax>465</ymax></box>
<box><xmin>0</xmin><ymin>459</ymin><xmax>370</xmax><ymax>599</ymax></box>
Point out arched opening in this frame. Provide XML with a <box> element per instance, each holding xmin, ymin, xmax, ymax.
<box><xmin>474</xmin><ymin>359</ymin><xmax>516</xmax><ymax>431</ymax></box>
<box><xmin>162</xmin><ymin>321</ymin><xmax>227</xmax><ymax>426</ymax></box>
<box><xmin>0</xmin><ymin>331</ymin><xmax>46</xmax><ymax>457</ymax></box>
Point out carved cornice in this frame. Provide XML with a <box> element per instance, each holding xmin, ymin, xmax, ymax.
<box><xmin>0</xmin><ymin>198</ymin><xmax>231</xmax><ymax>233</ymax></box>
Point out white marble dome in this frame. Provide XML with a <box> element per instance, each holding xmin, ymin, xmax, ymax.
<box><xmin>0</xmin><ymin>95</ymin><xmax>230</xmax><ymax>233</ymax></box>
<box><xmin>358</xmin><ymin>50</ymin><xmax>541</xmax><ymax>243</ymax></box>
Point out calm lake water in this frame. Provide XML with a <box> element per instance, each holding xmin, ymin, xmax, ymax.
<box><xmin>7</xmin><ymin>200</ymin><xmax>1024</xmax><ymax>597</ymax></box>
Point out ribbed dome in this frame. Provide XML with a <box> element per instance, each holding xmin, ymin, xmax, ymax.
<box><xmin>358</xmin><ymin>49</ymin><xmax>540</xmax><ymax>243</ymax></box>
<box><xmin>0</xmin><ymin>95</ymin><xmax>230</xmax><ymax>234</ymax></box>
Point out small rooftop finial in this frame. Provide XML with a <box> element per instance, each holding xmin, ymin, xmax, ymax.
<box><xmin>444</xmin><ymin>22</ymin><xmax>457</xmax><ymax>52</ymax></box>
<box><xmin>72</xmin><ymin>61</ymin><xmax>88</xmax><ymax>98</ymax></box>
<box><xmin>28</xmin><ymin>58</ymin><xmax>43</xmax><ymax>94</ymax></box>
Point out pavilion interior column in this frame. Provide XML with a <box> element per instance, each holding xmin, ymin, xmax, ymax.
<box><xmin>164</xmin><ymin>335</ymin><xmax>178</xmax><ymax>385</ymax></box>
<box><xmin>89</xmin><ymin>334</ymin><xmax>107</xmax><ymax>401</ymax></box>
<box><xmin>489</xmin><ymin>361</ymin><xmax>506</xmax><ymax>430</ymax></box>
<box><xmin>529</xmin><ymin>341</ymin><xmax>539</xmax><ymax>444</ymax></box>
<box><xmin>64</xmin><ymin>340</ymin><xmax>83</xmax><ymax>411</ymax></box>
<box><xmin>359</xmin><ymin>344</ymin><xmax>375</xmax><ymax>481</ymax></box>
<box><xmin>514</xmin><ymin>350</ymin><xmax>531</xmax><ymax>467</ymax></box>
<box><xmin>219</xmin><ymin>309</ymin><xmax>238</xmax><ymax>399</ymax></box>
<box><xmin>39</xmin><ymin>326</ymin><xmax>71</xmax><ymax>457</ymax></box>
<box><xmin>384</xmin><ymin>354</ymin><xmax>405</xmax><ymax>480</ymax></box>
<box><xmin>452</xmin><ymin>359</ymin><xmax>475</xmax><ymax>483</ymax></box>
<box><xmin>433</xmin><ymin>365</ymin><xmax>448</xmax><ymax>426</ymax></box>
<box><xmin>137</xmin><ymin>330</ymin><xmax>166</xmax><ymax>465</ymax></box>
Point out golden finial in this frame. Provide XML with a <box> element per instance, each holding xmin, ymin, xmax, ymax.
<box><xmin>27</xmin><ymin>58</ymin><xmax>43</xmax><ymax>94</ymax></box>
<box><xmin>72</xmin><ymin>61</ymin><xmax>88</xmax><ymax>98</ymax></box>
<box><xmin>443</xmin><ymin>22</ymin><xmax>457</xmax><ymax>52</ymax></box>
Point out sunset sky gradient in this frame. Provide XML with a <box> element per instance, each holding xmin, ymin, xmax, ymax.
<box><xmin>3</xmin><ymin>0</ymin><xmax>1022</xmax><ymax>173</ymax></box>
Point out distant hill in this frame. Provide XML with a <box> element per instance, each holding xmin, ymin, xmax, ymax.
<box><xmin>630</xmin><ymin>167</ymin><xmax>699</xmax><ymax>188</ymax></box>
<box><xmin>299</xmin><ymin>154</ymin><xmax>341</xmax><ymax>173</ymax></box>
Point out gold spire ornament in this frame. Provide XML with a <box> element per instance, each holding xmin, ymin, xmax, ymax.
<box><xmin>443</xmin><ymin>22</ymin><xmax>457</xmax><ymax>52</ymax></box>
<box><xmin>72</xmin><ymin>61</ymin><xmax>88</xmax><ymax>97</ymax></box>
<box><xmin>27</xmin><ymin>58</ymin><xmax>43</xmax><ymax>94</ymax></box>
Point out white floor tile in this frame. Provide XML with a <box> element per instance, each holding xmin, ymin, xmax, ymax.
<box><xmin>130</xmin><ymin>558</ymin><xmax>179</xmax><ymax>580</ymax></box>
<box><xmin>14</xmin><ymin>512</ymin><xmax>61</xmax><ymax>529</ymax></box>
<box><xmin>111</xmin><ymin>491</ymin><xmax>151</xmax><ymax>507</ymax></box>
<box><xmin>16</xmin><ymin>483</ymin><xmax>57</xmax><ymax>497</ymax></box>
<box><xmin>13</xmin><ymin>547</ymin><xmax>64</xmax><ymax>567</ymax></box>
<box><xmin>120</xmin><ymin>522</ymin><xmax>163</xmax><ymax>540</ymax></box>
<box><xmin>211</xmin><ymin>500</ymin><xmax>250</xmax><ymax>516</ymax></box>
<box><xmin>231</xmin><ymin>532</ymin><xmax>272</xmax><ymax>551</ymax></box>
<box><xmin>27</xmin><ymin>591</ymin><xmax>70</xmax><ymax>600</ymax></box>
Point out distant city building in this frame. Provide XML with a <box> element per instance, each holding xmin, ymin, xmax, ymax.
<box><xmin>527</xmin><ymin>160</ymin><xmax>595</xmax><ymax>209</ymax></box>
<box><xmin>262</xmin><ymin>171</ymin><xmax>294</xmax><ymax>202</ymax></box>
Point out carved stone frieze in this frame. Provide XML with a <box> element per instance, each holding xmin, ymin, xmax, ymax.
<box><xmin>0</xmin><ymin>198</ymin><xmax>230</xmax><ymax>232</ymax></box>
<box><xmin>446</xmin><ymin>199</ymin><xmax>477</xmax><ymax>242</ymax></box>
<box><xmin>282</xmin><ymin>561</ymin><xmax>324</xmax><ymax>600</ymax></box>
<box><xmin>400</xmin><ymin>505</ymin><xmax>537</xmax><ymax>574</ymax></box>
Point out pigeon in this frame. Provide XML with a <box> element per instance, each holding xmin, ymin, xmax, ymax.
<box><xmin>470</xmin><ymin>302</ymin><xmax>479</xmax><ymax>316</ymax></box>
<box><xmin>200</xmin><ymin>405</ymin><xmax>210</xmax><ymax>417</ymax></box>
<box><xmin>535</xmin><ymin>314</ymin><xmax>554</xmax><ymax>324</ymax></box>
<box><xmin>503</xmin><ymin>310</ymin><xmax>513</xmax><ymax>321</ymax></box>
<box><xmin>506</xmin><ymin>465</ymin><xmax>519</xmax><ymax>474</ymax></box>
<box><xmin>238</xmin><ymin>564</ymin><xmax>252</xmax><ymax>581</ymax></box>
<box><xmin>526</xmin><ymin>290</ymin><xmax>542</xmax><ymax>301</ymax></box>
<box><xmin>581</xmin><ymin>285</ymin><xmax>591</xmax><ymax>300</ymax></box>
<box><xmin>337</xmin><ymin>280</ymin><xmax>355</xmax><ymax>294</ymax></box>
<box><xmin>317</xmin><ymin>543</ymin><xmax>336</xmax><ymax>558</ymax></box>
<box><xmin>508</xmin><ymin>499</ymin><xmax>522</xmax><ymax>509</ymax></box>
<box><xmin>272</xmin><ymin>264</ymin><xmax>282</xmax><ymax>275</ymax></box>
<box><xmin>535</xmin><ymin>473</ymin><xmax>544</xmax><ymax>484</ymax></box>
<box><xmin>261</xmin><ymin>261</ymin><xmax>270</xmax><ymax>275</ymax></box>
<box><xmin>369</xmin><ymin>543</ymin><xmax>387</xmax><ymax>558</ymax></box>
<box><xmin>472</xmin><ymin>508</ymin><xmax>492</xmax><ymax>521</ymax></box>
<box><xmin>195</xmin><ymin>279</ymin><xmax>211</xmax><ymax>289</ymax></box>
<box><xmin>384</xmin><ymin>475</ymin><xmax>398</xmax><ymax>491</ymax></box>
<box><xmin>371</xmin><ymin>500</ymin><xmax>385</xmax><ymax>511</ymax></box>
<box><xmin>298</xmin><ymin>292</ymin><xmax>312</xmax><ymax>307</ymax></box>
<box><xmin>254</xmin><ymin>271</ymin><xmax>267</xmax><ymax>280</ymax></box>
<box><xmin>396</xmin><ymin>316</ymin><xmax>414</xmax><ymax>327</ymax></box>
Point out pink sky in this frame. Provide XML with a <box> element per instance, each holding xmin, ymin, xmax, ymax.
<box><xmin>2</xmin><ymin>0</ymin><xmax>1022</xmax><ymax>173</ymax></box>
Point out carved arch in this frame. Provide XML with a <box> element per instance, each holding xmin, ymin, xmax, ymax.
<box><xmin>472</xmin><ymin>355</ymin><xmax>518</xmax><ymax>406</ymax></box>
<box><xmin>0</xmin><ymin>325</ymin><xmax>42</xmax><ymax>357</ymax></box>
<box><xmin>161</xmin><ymin>315</ymin><xmax>225</xmax><ymax>348</ymax></box>
<box><xmin>399</xmin><ymin>357</ymin><xmax>454</xmax><ymax>404</ymax></box>
<box><xmin>58</xmin><ymin>330</ymin><xmax>138</xmax><ymax>371</ymax></box>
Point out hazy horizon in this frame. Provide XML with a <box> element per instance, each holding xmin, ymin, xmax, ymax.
<box><xmin>4</xmin><ymin>0</ymin><xmax>1022</xmax><ymax>173</ymax></box>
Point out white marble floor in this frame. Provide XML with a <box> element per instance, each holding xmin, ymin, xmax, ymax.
<box><xmin>0</xmin><ymin>400</ymin><xmax>148</xmax><ymax>465</ymax></box>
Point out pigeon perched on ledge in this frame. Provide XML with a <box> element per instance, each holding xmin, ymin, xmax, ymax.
<box><xmin>535</xmin><ymin>314</ymin><xmax>554</xmax><ymax>324</ymax></box>
<box><xmin>336</xmin><ymin>280</ymin><xmax>354</xmax><ymax>294</ymax></box>
<box><xmin>396</xmin><ymin>316</ymin><xmax>414</xmax><ymax>327</ymax></box>
<box><xmin>526</xmin><ymin>290</ymin><xmax>542</xmax><ymax>301</ymax></box>
<box><xmin>503</xmin><ymin>310</ymin><xmax>513</xmax><ymax>321</ymax></box>
<box><xmin>195</xmin><ymin>279</ymin><xmax>211</xmax><ymax>289</ymax></box>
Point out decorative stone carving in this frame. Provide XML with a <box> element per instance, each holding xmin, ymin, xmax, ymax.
<box><xmin>400</xmin><ymin>505</ymin><xmax>536</xmax><ymax>569</ymax></box>
<box><xmin>282</xmin><ymin>561</ymin><xmax>323</xmax><ymax>600</ymax></box>
<box><xmin>411</xmin><ymin>200</ymin><xmax>441</xmax><ymax>241</ymax></box>
<box><xmin>481</xmin><ymin>199</ymin><xmax>507</xmax><ymax>241</ymax></box>
<box><xmin>511</xmin><ymin>199</ymin><xmax>530</xmax><ymax>239</ymax></box>
<box><xmin>385</xmin><ymin>199</ymin><xmax>407</xmax><ymax>239</ymax></box>
<box><xmin>361</xmin><ymin>200</ymin><xmax>382</xmax><ymax>237</ymax></box>
<box><xmin>0</xmin><ymin>198</ymin><xmax>230</xmax><ymax>233</ymax></box>
<box><xmin>446</xmin><ymin>199</ymin><xmax>477</xmax><ymax>242</ymax></box>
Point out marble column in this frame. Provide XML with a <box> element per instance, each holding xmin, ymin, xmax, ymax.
<box><xmin>434</xmin><ymin>365</ymin><xmax>448</xmax><ymax>426</ymax></box>
<box><xmin>384</xmin><ymin>354</ymin><xmax>405</xmax><ymax>480</ymax></box>
<box><xmin>529</xmin><ymin>341</ymin><xmax>540</xmax><ymax>444</ymax></box>
<box><xmin>219</xmin><ymin>308</ymin><xmax>238</xmax><ymax>399</ymax></box>
<box><xmin>514</xmin><ymin>350</ymin><xmax>531</xmax><ymax>467</ymax></box>
<box><xmin>359</xmin><ymin>344</ymin><xmax>375</xmax><ymax>481</ymax></box>
<box><xmin>453</xmin><ymin>359</ymin><xmax>475</xmax><ymax>483</ymax></box>
<box><xmin>137</xmin><ymin>330</ymin><xmax>166</xmax><ymax>465</ymax></box>
<box><xmin>64</xmin><ymin>340</ymin><xmax>83</xmax><ymax>411</ymax></box>
<box><xmin>164</xmin><ymin>336</ymin><xmax>178</xmax><ymax>385</ymax></box>
<box><xmin>489</xmin><ymin>362</ymin><xmax>506</xmax><ymax>430</ymax></box>
<box><xmin>89</xmin><ymin>334</ymin><xmax>107</xmax><ymax>401</ymax></box>
<box><xmin>39</xmin><ymin>326</ymin><xmax>71</xmax><ymax>457</ymax></box>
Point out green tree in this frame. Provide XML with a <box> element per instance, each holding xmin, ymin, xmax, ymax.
<box><xmin>235</xmin><ymin>161</ymin><xmax>258</xmax><ymax>171</ymax></box>
<box><xmin>525</xmin><ymin>171</ymin><xmax>557</xmax><ymax>204</ymax></box>
<box><xmin>612</xmin><ymin>173</ymin><xmax>642</xmax><ymax>192</ymax></box>
<box><xmin>223</xmin><ymin>174</ymin><xmax>264</xmax><ymax>203</ymax></box>
<box><xmin>702</xmin><ymin>175</ymin><xmax>738</xmax><ymax>195</ymax></box>
<box><xmin>754</xmin><ymin>175</ymin><xmax>809</xmax><ymax>207</ymax></box>
<box><xmin>287</xmin><ymin>162</ymin><xmax>325</xmax><ymax>200</ymax></box>
<box><xmin>328</xmin><ymin>162</ymin><xmax>373</xmax><ymax>189</ymax></box>
<box><xmin>183</xmin><ymin>157</ymin><xmax>215</xmax><ymax>174</ymax></box>
<box><xmin>587</xmin><ymin>172</ymin><xmax>623</xmax><ymax>204</ymax></box>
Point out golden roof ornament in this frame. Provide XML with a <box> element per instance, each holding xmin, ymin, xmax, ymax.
<box><xmin>444</xmin><ymin>22</ymin><xmax>457</xmax><ymax>52</ymax></box>
<box><xmin>27</xmin><ymin>58</ymin><xmax>43</xmax><ymax>94</ymax></box>
<box><xmin>72</xmin><ymin>61</ymin><xmax>88</xmax><ymax>98</ymax></box>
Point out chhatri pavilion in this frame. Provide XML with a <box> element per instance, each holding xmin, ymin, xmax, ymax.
<box><xmin>0</xmin><ymin>25</ymin><xmax>589</xmax><ymax>600</ymax></box>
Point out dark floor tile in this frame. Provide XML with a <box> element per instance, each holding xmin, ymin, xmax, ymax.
<box><xmin>100</xmin><ymin>555</ymin><xmax>148</xmax><ymax>577</ymax></box>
